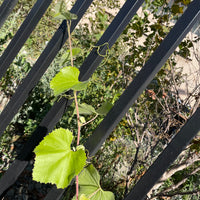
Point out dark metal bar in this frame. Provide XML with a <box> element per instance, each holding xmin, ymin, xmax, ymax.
<box><xmin>0</xmin><ymin>0</ymin><xmax>145</xmax><ymax>198</ymax></box>
<box><xmin>124</xmin><ymin>108</ymin><xmax>200</xmax><ymax>200</ymax></box>
<box><xmin>0</xmin><ymin>0</ymin><xmax>53</xmax><ymax>80</ymax></box>
<box><xmin>0</xmin><ymin>0</ymin><xmax>94</xmax><ymax>137</ymax></box>
<box><xmin>44</xmin><ymin>186</ymin><xmax>65</xmax><ymax>200</ymax></box>
<box><xmin>0</xmin><ymin>0</ymin><xmax>18</xmax><ymax>28</ymax></box>
<box><xmin>84</xmin><ymin>0</ymin><xmax>200</xmax><ymax>157</ymax></box>
<box><xmin>0</xmin><ymin>159</ymin><xmax>28</xmax><ymax>198</ymax></box>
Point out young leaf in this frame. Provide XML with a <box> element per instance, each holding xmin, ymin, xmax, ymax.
<box><xmin>50</xmin><ymin>66</ymin><xmax>88</xmax><ymax>96</ymax></box>
<box><xmin>96</xmin><ymin>102</ymin><xmax>113</xmax><ymax>115</ymax></box>
<box><xmin>68</xmin><ymin>48</ymin><xmax>82</xmax><ymax>57</ymax></box>
<box><xmin>32</xmin><ymin>128</ymin><xmax>87</xmax><ymax>189</ymax></box>
<box><xmin>72</xmin><ymin>164</ymin><xmax>115</xmax><ymax>200</ymax></box>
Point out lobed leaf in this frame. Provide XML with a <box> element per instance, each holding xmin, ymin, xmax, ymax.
<box><xmin>50</xmin><ymin>66</ymin><xmax>88</xmax><ymax>96</ymax></box>
<box><xmin>32</xmin><ymin>128</ymin><xmax>87</xmax><ymax>189</ymax></box>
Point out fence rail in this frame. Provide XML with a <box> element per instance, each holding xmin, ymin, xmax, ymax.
<box><xmin>0</xmin><ymin>0</ymin><xmax>200</xmax><ymax>199</ymax></box>
<box><xmin>0</xmin><ymin>0</ymin><xmax>18</xmax><ymax>28</ymax></box>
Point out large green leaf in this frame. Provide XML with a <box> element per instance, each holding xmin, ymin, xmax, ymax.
<box><xmin>32</xmin><ymin>128</ymin><xmax>87</xmax><ymax>189</ymax></box>
<box><xmin>73</xmin><ymin>165</ymin><xmax>115</xmax><ymax>200</ymax></box>
<box><xmin>50</xmin><ymin>66</ymin><xmax>88</xmax><ymax>96</ymax></box>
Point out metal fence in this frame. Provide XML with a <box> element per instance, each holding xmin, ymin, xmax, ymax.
<box><xmin>0</xmin><ymin>0</ymin><xmax>200</xmax><ymax>199</ymax></box>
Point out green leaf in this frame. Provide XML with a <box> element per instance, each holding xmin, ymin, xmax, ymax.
<box><xmin>96</xmin><ymin>102</ymin><xmax>113</xmax><ymax>115</ymax></box>
<box><xmin>61</xmin><ymin>48</ymin><xmax>82</xmax><ymax>65</ymax></box>
<box><xmin>75</xmin><ymin>103</ymin><xmax>97</xmax><ymax>115</ymax></box>
<box><xmin>67</xmin><ymin>48</ymin><xmax>82</xmax><ymax>57</ymax></box>
<box><xmin>50</xmin><ymin>66</ymin><xmax>88</xmax><ymax>96</ymax></box>
<box><xmin>32</xmin><ymin>128</ymin><xmax>87</xmax><ymax>189</ymax></box>
<box><xmin>73</xmin><ymin>164</ymin><xmax>115</xmax><ymax>200</ymax></box>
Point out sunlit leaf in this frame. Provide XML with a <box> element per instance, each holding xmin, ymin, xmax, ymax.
<box><xmin>50</xmin><ymin>66</ymin><xmax>88</xmax><ymax>96</ymax></box>
<box><xmin>32</xmin><ymin>128</ymin><xmax>87</xmax><ymax>189</ymax></box>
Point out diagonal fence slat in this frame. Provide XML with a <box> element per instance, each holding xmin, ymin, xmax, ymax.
<box><xmin>44</xmin><ymin>186</ymin><xmax>66</xmax><ymax>200</ymax></box>
<box><xmin>0</xmin><ymin>0</ymin><xmax>18</xmax><ymax>28</ymax></box>
<box><xmin>84</xmin><ymin>0</ymin><xmax>200</xmax><ymax>157</ymax></box>
<box><xmin>124</xmin><ymin>109</ymin><xmax>200</xmax><ymax>200</ymax></box>
<box><xmin>0</xmin><ymin>0</ymin><xmax>53</xmax><ymax>80</ymax></box>
<box><xmin>0</xmin><ymin>0</ymin><xmax>145</xmax><ymax>198</ymax></box>
<box><xmin>0</xmin><ymin>0</ymin><xmax>94</xmax><ymax>137</ymax></box>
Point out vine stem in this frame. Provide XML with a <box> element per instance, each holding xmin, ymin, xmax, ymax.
<box><xmin>74</xmin><ymin>91</ymin><xmax>81</xmax><ymax>145</ymax></box>
<box><xmin>81</xmin><ymin>114</ymin><xmax>98</xmax><ymax>127</ymax></box>
<box><xmin>76</xmin><ymin>175</ymin><xmax>79</xmax><ymax>200</ymax></box>
<box><xmin>67</xmin><ymin>18</ymin><xmax>79</xmax><ymax>200</ymax></box>
<box><xmin>74</xmin><ymin>90</ymin><xmax>81</xmax><ymax>200</ymax></box>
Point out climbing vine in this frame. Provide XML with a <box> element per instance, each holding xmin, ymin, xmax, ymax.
<box><xmin>32</xmin><ymin>2</ymin><xmax>114</xmax><ymax>200</ymax></box>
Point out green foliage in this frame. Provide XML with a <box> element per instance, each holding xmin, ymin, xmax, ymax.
<box><xmin>0</xmin><ymin>0</ymin><xmax>197</xmax><ymax>199</ymax></box>
<box><xmin>50</xmin><ymin>66</ymin><xmax>89</xmax><ymax>96</ymax></box>
<box><xmin>33</xmin><ymin>128</ymin><xmax>87</xmax><ymax>189</ymax></box>
<box><xmin>72</xmin><ymin>164</ymin><xmax>115</xmax><ymax>200</ymax></box>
